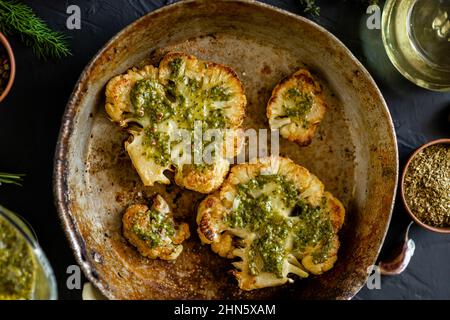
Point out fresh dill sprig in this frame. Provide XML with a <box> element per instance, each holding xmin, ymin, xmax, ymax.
<box><xmin>0</xmin><ymin>172</ymin><xmax>24</xmax><ymax>186</ymax></box>
<box><xmin>0</xmin><ymin>0</ymin><xmax>71</xmax><ymax>59</ymax></box>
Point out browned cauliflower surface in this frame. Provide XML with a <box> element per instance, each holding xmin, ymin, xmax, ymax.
<box><xmin>123</xmin><ymin>194</ymin><xmax>190</xmax><ymax>260</ymax></box>
<box><xmin>197</xmin><ymin>156</ymin><xmax>345</xmax><ymax>290</ymax></box>
<box><xmin>267</xmin><ymin>69</ymin><xmax>327</xmax><ymax>146</ymax></box>
<box><xmin>105</xmin><ymin>52</ymin><xmax>246</xmax><ymax>193</ymax></box>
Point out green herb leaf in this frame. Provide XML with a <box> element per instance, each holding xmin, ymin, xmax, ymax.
<box><xmin>0</xmin><ymin>172</ymin><xmax>24</xmax><ymax>186</ymax></box>
<box><xmin>298</xmin><ymin>0</ymin><xmax>379</xmax><ymax>16</ymax></box>
<box><xmin>299</xmin><ymin>0</ymin><xmax>320</xmax><ymax>16</ymax></box>
<box><xmin>0</xmin><ymin>0</ymin><xmax>71</xmax><ymax>60</ymax></box>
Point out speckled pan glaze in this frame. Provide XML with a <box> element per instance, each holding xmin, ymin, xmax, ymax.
<box><xmin>54</xmin><ymin>0</ymin><xmax>398</xmax><ymax>300</ymax></box>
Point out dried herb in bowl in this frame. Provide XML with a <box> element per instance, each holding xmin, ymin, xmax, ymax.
<box><xmin>0</xmin><ymin>44</ymin><xmax>10</xmax><ymax>96</ymax></box>
<box><xmin>404</xmin><ymin>144</ymin><xmax>450</xmax><ymax>228</ymax></box>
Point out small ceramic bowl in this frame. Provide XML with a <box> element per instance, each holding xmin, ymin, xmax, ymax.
<box><xmin>401</xmin><ymin>138</ymin><xmax>450</xmax><ymax>233</ymax></box>
<box><xmin>0</xmin><ymin>31</ymin><xmax>15</xmax><ymax>103</ymax></box>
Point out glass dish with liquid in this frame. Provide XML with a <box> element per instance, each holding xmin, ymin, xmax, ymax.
<box><xmin>382</xmin><ymin>0</ymin><xmax>450</xmax><ymax>91</ymax></box>
<box><xmin>0</xmin><ymin>205</ymin><xmax>57</xmax><ymax>300</ymax></box>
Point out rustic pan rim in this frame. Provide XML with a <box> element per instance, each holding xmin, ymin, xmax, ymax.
<box><xmin>53</xmin><ymin>0</ymin><xmax>398</xmax><ymax>300</ymax></box>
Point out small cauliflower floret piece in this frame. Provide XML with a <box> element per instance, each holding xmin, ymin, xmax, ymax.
<box><xmin>105</xmin><ymin>52</ymin><xmax>246</xmax><ymax>192</ymax></box>
<box><xmin>197</xmin><ymin>156</ymin><xmax>345</xmax><ymax>291</ymax></box>
<box><xmin>267</xmin><ymin>69</ymin><xmax>327</xmax><ymax>146</ymax></box>
<box><xmin>231</xmin><ymin>251</ymin><xmax>309</xmax><ymax>290</ymax></box>
<box><xmin>299</xmin><ymin>192</ymin><xmax>345</xmax><ymax>275</ymax></box>
<box><xmin>105</xmin><ymin>65</ymin><xmax>160</xmax><ymax>126</ymax></box>
<box><xmin>122</xmin><ymin>195</ymin><xmax>190</xmax><ymax>260</ymax></box>
<box><xmin>174</xmin><ymin>157</ymin><xmax>230</xmax><ymax>194</ymax></box>
<box><xmin>125</xmin><ymin>128</ymin><xmax>172</xmax><ymax>185</ymax></box>
<box><xmin>301</xmin><ymin>236</ymin><xmax>339</xmax><ymax>275</ymax></box>
<box><xmin>196</xmin><ymin>194</ymin><xmax>230</xmax><ymax>252</ymax></box>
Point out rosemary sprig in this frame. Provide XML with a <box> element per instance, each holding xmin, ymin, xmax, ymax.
<box><xmin>0</xmin><ymin>172</ymin><xmax>24</xmax><ymax>186</ymax></box>
<box><xmin>0</xmin><ymin>0</ymin><xmax>71</xmax><ymax>59</ymax></box>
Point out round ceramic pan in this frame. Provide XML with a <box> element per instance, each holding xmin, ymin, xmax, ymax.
<box><xmin>54</xmin><ymin>0</ymin><xmax>398</xmax><ymax>299</ymax></box>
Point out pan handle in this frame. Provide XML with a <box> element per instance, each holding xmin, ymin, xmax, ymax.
<box><xmin>379</xmin><ymin>221</ymin><xmax>415</xmax><ymax>275</ymax></box>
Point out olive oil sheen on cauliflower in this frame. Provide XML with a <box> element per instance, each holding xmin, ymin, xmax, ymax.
<box><xmin>197</xmin><ymin>157</ymin><xmax>345</xmax><ymax>290</ymax></box>
<box><xmin>105</xmin><ymin>52</ymin><xmax>246</xmax><ymax>193</ymax></box>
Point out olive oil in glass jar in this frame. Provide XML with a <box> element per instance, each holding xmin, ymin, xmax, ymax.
<box><xmin>382</xmin><ymin>0</ymin><xmax>450</xmax><ymax>91</ymax></box>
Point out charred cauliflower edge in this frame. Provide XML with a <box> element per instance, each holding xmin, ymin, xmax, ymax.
<box><xmin>122</xmin><ymin>194</ymin><xmax>190</xmax><ymax>260</ymax></box>
<box><xmin>267</xmin><ymin>69</ymin><xmax>327</xmax><ymax>146</ymax></box>
<box><xmin>105</xmin><ymin>52</ymin><xmax>246</xmax><ymax>193</ymax></box>
<box><xmin>196</xmin><ymin>156</ymin><xmax>345</xmax><ymax>291</ymax></box>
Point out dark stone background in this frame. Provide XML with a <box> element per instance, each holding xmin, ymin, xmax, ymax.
<box><xmin>0</xmin><ymin>0</ymin><xmax>448</xmax><ymax>300</ymax></box>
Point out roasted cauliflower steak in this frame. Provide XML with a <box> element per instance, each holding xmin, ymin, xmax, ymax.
<box><xmin>267</xmin><ymin>69</ymin><xmax>327</xmax><ymax>146</ymax></box>
<box><xmin>197</xmin><ymin>156</ymin><xmax>345</xmax><ymax>290</ymax></box>
<box><xmin>105</xmin><ymin>52</ymin><xmax>246</xmax><ymax>193</ymax></box>
<box><xmin>122</xmin><ymin>194</ymin><xmax>190</xmax><ymax>260</ymax></box>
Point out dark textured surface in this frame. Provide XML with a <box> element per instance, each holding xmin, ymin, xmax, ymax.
<box><xmin>0</xmin><ymin>0</ymin><xmax>448</xmax><ymax>300</ymax></box>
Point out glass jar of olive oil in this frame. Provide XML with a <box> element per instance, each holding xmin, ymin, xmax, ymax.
<box><xmin>382</xmin><ymin>0</ymin><xmax>450</xmax><ymax>91</ymax></box>
<box><xmin>0</xmin><ymin>206</ymin><xmax>57</xmax><ymax>300</ymax></box>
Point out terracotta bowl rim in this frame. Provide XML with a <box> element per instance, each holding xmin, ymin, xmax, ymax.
<box><xmin>401</xmin><ymin>138</ymin><xmax>450</xmax><ymax>234</ymax></box>
<box><xmin>0</xmin><ymin>31</ymin><xmax>15</xmax><ymax>103</ymax></box>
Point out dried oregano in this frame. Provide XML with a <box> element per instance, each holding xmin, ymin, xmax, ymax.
<box><xmin>404</xmin><ymin>144</ymin><xmax>450</xmax><ymax>228</ymax></box>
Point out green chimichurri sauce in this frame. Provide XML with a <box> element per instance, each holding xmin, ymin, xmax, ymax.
<box><xmin>131</xmin><ymin>209</ymin><xmax>176</xmax><ymax>248</ymax></box>
<box><xmin>248</xmin><ymin>215</ymin><xmax>292</xmax><ymax>277</ymax></box>
<box><xmin>129</xmin><ymin>61</ymin><xmax>231</xmax><ymax>130</ymax></box>
<box><xmin>169</xmin><ymin>57</ymin><xmax>183</xmax><ymax>78</ymax></box>
<box><xmin>129</xmin><ymin>58</ymin><xmax>232</xmax><ymax>166</ymax></box>
<box><xmin>292</xmin><ymin>199</ymin><xmax>334</xmax><ymax>263</ymax></box>
<box><xmin>225</xmin><ymin>174</ymin><xmax>333</xmax><ymax>278</ymax></box>
<box><xmin>142</xmin><ymin>126</ymin><xmax>171</xmax><ymax>166</ymax></box>
<box><xmin>0</xmin><ymin>218</ymin><xmax>35</xmax><ymax>300</ymax></box>
<box><xmin>283</xmin><ymin>88</ymin><xmax>313</xmax><ymax>128</ymax></box>
<box><xmin>162</xmin><ymin>80</ymin><xmax>229</xmax><ymax>131</ymax></box>
<box><xmin>209</xmin><ymin>85</ymin><xmax>231</xmax><ymax>102</ymax></box>
<box><xmin>226</xmin><ymin>175</ymin><xmax>299</xmax><ymax>230</ymax></box>
<box><xmin>130</xmin><ymin>79</ymin><xmax>173</xmax><ymax>121</ymax></box>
